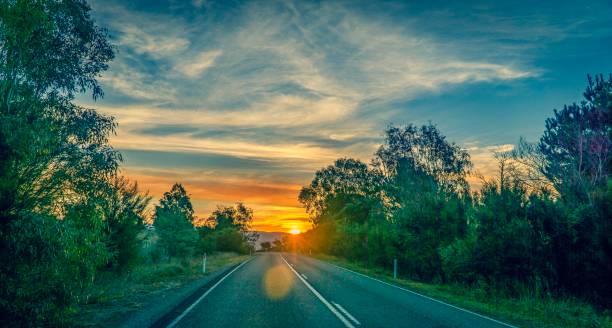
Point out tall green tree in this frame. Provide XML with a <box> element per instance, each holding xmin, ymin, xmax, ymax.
<box><xmin>102</xmin><ymin>176</ymin><xmax>151</xmax><ymax>271</ymax></box>
<box><xmin>1</xmin><ymin>0</ymin><xmax>117</xmax><ymax>220</ymax></box>
<box><xmin>299</xmin><ymin>158</ymin><xmax>382</xmax><ymax>223</ymax></box>
<box><xmin>154</xmin><ymin>183</ymin><xmax>198</xmax><ymax>259</ymax></box>
<box><xmin>374</xmin><ymin>124</ymin><xmax>472</xmax><ymax>195</ymax></box>
<box><xmin>0</xmin><ymin>0</ymin><xmax>116</xmax><ymax>325</ymax></box>
<box><xmin>203</xmin><ymin>203</ymin><xmax>256</xmax><ymax>254</ymax></box>
<box><xmin>375</xmin><ymin>124</ymin><xmax>471</xmax><ymax>281</ymax></box>
<box><xmin>539</xmin><ymin>74</ymin><xmax>612</xmax><ymax>202</ymax></box>
<box><xmin>298</xmin><ymin>158</ymin><xmax>386</xmax><ymax>262</ymax></box>
<box><xmin>537</xmin><ymin>75</ymin><xmax>612</xmax><ymax>305</ymax></box>
<box><xmin>207</xmin><ymin>202</ymin><xmax>253</xmax><ymax>232</ymax></box>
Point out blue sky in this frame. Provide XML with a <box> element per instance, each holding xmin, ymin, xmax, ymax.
<box><xmin>79</xmin><ymin>0</ymin><xmax>612</xmax><ymax>231</ymax></box>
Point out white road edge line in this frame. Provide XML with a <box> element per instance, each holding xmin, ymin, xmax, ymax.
<box><xmin>332</xmin><ymin>302</ymin><xmax>361</xmax><ymax>325</ymax></box>
<box><xmin>301</xmin><ymin>273</ymin><xmax>308</xmax><ymax>280</ymax></box>
<box><xmin>281</xmin><ymin>255</ymin><xmax>355</xmax><ymax>328</ymax></box>
<box><xmin>327</xmin><ymin>261</ymin><xmax>516</xmax><ymax>328</ymax></box>
<box><xmin>166</xmin><ymin>259</ymin><xmax>252</xmax><ymax>328</ymax></box>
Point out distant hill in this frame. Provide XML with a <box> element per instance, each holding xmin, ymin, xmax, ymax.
<box><xmin>253</xmin><ymin>231</ymin><xmax>287</xmax><ymax>250</ymax></box>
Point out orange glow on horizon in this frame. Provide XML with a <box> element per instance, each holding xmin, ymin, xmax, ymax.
<box><xmin>119</xmin><ymin>167</ymin><xmax>312</xmax><ymax>233</ymax></box>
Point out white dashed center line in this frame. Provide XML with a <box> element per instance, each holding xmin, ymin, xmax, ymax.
<box><xmin>333</xmin><ymin>302</ymin><xmax>361</xmax><ymax>325</ymax></box>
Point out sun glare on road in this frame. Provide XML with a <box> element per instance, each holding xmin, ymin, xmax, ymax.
<box><xmin>263</xmin><ymin>265</ymin><xmax>293</xmax><ymax>300</ymax></box>
<box><xmin>289</xmin><ymin>229</ymin><xmax>301</xmax><ymax>235</ymax></box>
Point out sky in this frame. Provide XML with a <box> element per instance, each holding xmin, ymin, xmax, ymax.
<box><xmin>78</xmin><ymin>0</ymin><xmax>612</xmax><ymax>233</ymax></box>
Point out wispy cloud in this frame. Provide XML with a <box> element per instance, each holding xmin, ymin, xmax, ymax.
<box><xmin>99</xmin><ymin>60</ymin><xmax>178</xmax><ymax>102</ymax></box>
<box><xmin>175</xmin><ymin>50</ymin><xmax>223</xmax><ymax>78</ymax></box>
<box><xmin>83</xmin><ymin>0</ymin><xmax>611</xmax><ymax>231</ymax></box>
<box><xmin>117</xmin><ymin>24</ymin><xmax>190</xmax><ymax>58</ymax></box>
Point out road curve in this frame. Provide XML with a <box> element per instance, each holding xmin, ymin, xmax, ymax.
<box><xmin>167</xmin><ymin>252</ymin><xmax>514</xmax><ymax>328</ymax></box>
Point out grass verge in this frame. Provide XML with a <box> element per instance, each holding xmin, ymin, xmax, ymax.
<box><xmin>314</xmin><ymin>254</ymin><xmax>612</xmax><ymax>328</ymax></box>
<box><xmin>73</xmin><ymin>252</ymin><xmax>249</xmax><ymax>327</ymax></box>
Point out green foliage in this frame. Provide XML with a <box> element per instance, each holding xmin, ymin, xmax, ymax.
<box><xmin>214</xmin><ymin>227</ymin><xmax>252</xmax><ymax>254</ymax></box>
<box><xmin>158</xmin><ymin>183</ymin><xmax>195</xmax><ymax>223</ymax></box>
<box><xmin>101</xmin><ymin>176</ymin><xmax>151</xmax><ymax>271</ymax></box>
<box><xmin>154</xmin><ymin>183</ymin><xmax>198</xmax><ymax>259</ymax></box>
<box><xmin>1</xmin><ymin>210</ymin><xmax>109</xmax><ymax>325</ymax></box>
<box><xmin>299</xmin><ymin>158</ymin><xmax>382</xmax><ymax>222</ymax></box>
<box><xmin>260</xmin><ymin>241</ymin><xmax>272</xmax><ymax>251</ymax></box>
<box><xmin>0</xmin><ymin>0</ymin><xmax>121</xmax><ymax>325</ymax></box>
<box><xmin>206</xmin><ymin>202</ymin><xmax>254</xmax><ymax>233</ymax></box>
<box><xmin>0</xmin><ymin>0</ymin><xmax>114</xmax><ymax>100</ymax></box>
<box><xmin>199</xmin><ymin>203</ymin><xmax>256</xmax><ymax>254</ymax></box>
<box><xmin>300</xmin><ymin>84</ymin><xmax>612</xmax><ymax>310</ymax></box>
<box><xmin>374</xmin><ymin>123</ymin><xmax>472</xmax><ymax>194</ymax></box>
<box><xmin>298</xmin><ymin>158</ymin><xmax>389</xmax><ymax>266</ymax></box>
<box><xmin>539</xmin><ymin>74</ymin><xmax>612</xmax><ymax>202</ymax></box>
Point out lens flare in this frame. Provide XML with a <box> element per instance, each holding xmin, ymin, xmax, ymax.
<box><xmin>263</xmin><ymin>265</ymin><xmax>293</xmax><ymax>300</ymax></box>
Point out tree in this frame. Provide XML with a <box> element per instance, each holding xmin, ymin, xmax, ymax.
<box><xmin>207</xmin><ymin>202</ymin><xmax>253</xmax><ymax>233</ymax></box>
<box><xmin>260</xmin><ymin>241</ymin><xmax>272</xmax><ymax>252</ymax></box>
<box><xmin>0</xmin><ymin>0</ymin><xmax>116</xmax><ymax>325</ymax></box>
<box><xmin>374</xmin><ymin>124</ymin><xmax>472</xmax><ymax>195</ymax></box>
<box><xmin>157</xmin><ymin>183</ymin><xmax>195</xmax><ymax>224</ymax></box>
<box><xmin>0</xmin><ymin>0</ymin><xmax>113</xmax><ymax>103</ymax></box>
<box><xmin>298</xmin><ymin>158</ymin><xmax>382</xmax><ymax>224</ymax></box>
<box><xmin>539</xmin><ymin>74</ymin><xmax>612</xmax><ymax>202</ymax></box>
<box><xmin>469</xmin><ymin>156</ymin><xmax>536</xmax><ymax>293</ymax></box>
<box><xmin>154</xmin><ymin>183</ymin><xmax>198</xmax><ymax>259</ymax></box>
<box><xmin>375</xmin><ymin>124</ymin><xmax>472</xmax><ymax>281</ymax></box>
<box><xmin>298</xmin><ymin>158</ymin><xmax>387</xmax><ymax>264</ymax></box>
<box><xmin>272</xmin><ymin>239</ymin><xmax>283</xmax><ymax>251</ymax></box>
<box><xmin>296</xmin><ymin>77</ymin><xmax>612</xmax><ymax>308</ymax></box>
<box><xmin>101</xmin><ymin>176</ymin><xmax>151</xmax><ymax>271</ymax></box>
<box><xmin>202</xmin><ymin>203</ymin><xmax>256</xmax><ymax>254</ymax></box>
<box><xmin>536</xmin><ymin>75</ymin><xmax>612</xmax><ymax>305</ymax></box>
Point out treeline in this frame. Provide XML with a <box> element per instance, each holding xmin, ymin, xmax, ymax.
<box><xmin>0</xmin><ymin>1</ymin><xmax>254</xmax><ymax>326</ymax></box>
<box><xmin>298</xmin><ymin>75</ymin><xmax>612</xmax><ymax>308</ymax></box>
<box><xmin>260</xmin><ymin>239</ymin><xmax>284</xmax><ymax>252</ymax></box>
<box><xmin>150</xmin><ymin>183</ymin><xmax>256</xmax><ymax>263</ymax></box>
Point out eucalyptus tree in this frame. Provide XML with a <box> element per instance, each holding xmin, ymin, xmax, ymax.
<box><xmin>298</xmin><ymin>158</ymin><xmax>383</xmax><ymax>224</ymax></box>
<box><xmin>154</xmin><ymin>183</ymin><xmax>198</xmax><ymax>259</ymax></box>
<box><xmin>102</xmin><ymin>176</ymin><xmax>151</xmax><ymax>271</ymax></box>
<box><xmin>0</xmin><ymin>0</ymin><xmax>116</xmax><ymax>325</ymax></box>
<box><xmin>373</xmin><ymin>124</ymin><xmax>472</xmax><ymax>281</ymax></box>
<box><xmin>0</xmin><ymin>0</ymin><xmax>116</xmax><ymax>218</ymax></box>
<box><xmin>203</xmin><ymin>202</ymin><xmax>257</xmax><ymax>253</ymax></box>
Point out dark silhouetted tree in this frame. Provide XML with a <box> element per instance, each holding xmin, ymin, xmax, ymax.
<box><xmin>260</xmin><ymin>241</ymin><xmax>272</xmax><ymax>252</ymax></box>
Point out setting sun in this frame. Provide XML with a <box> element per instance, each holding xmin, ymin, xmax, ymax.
<box><xmin>289</xmin><ymin>229</ymin><xmax>301</xmax><ymax>235</ymax></box>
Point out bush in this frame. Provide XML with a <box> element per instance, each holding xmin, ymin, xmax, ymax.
<box><xmin>214</xmin><ymin>228</ymin><xmax>251</xmax><ymax>254</ymax></box>
<box><xmin>1</xmin><ymin>211</ymin><xmax>108</xmax><ymax>326</ymax></box>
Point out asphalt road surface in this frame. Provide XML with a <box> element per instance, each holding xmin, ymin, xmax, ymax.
<box><xmin>167</xmin><ymin>252</ymin><xmax>515</xmax><ymax>328</ymax></box>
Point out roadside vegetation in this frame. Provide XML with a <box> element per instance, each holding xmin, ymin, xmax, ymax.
<box><xmin>294</xmin><ymin>76</ymin><xmax>612</xmax><ymax>325</ymax></box>
<box><xmin>0</xmin><ymin>1</ymin><xmax>253</xmax><ymax>326</ymax></box>
<box><xmin>316</xmin><ymin>254</ymin><xmax>612</xmax><ymax>328</ymax></box>
<box><xmin>73</xmin><ymin>252</ymin><xmax>248</xmax><ymax>327</ymax></box>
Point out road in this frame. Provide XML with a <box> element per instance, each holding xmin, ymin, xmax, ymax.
<box><xmin>166</xmin><ymin>252</ymin><xmax>515</xmax><ymax>328</ymax></box>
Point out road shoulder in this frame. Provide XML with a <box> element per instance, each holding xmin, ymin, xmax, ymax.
<box><xmin>126</xmin><ymin>260</ymin><xmax>247</xmax><ymax>328</ymax></box>
<box><xmin>308</xmin><ymin>254</ymin><xmax>611</xmax><ymax>328</ymax></box>
<box><xmin>73</xmin><ymin>253</ymin><xmax>249</xmax><ymax>327</ymax></box>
